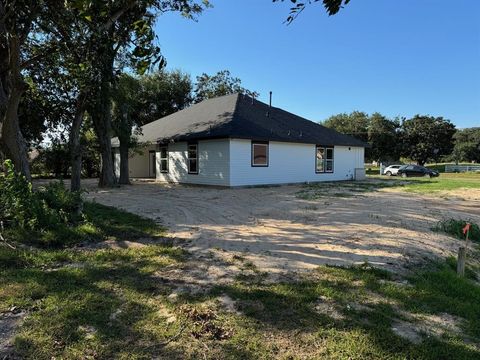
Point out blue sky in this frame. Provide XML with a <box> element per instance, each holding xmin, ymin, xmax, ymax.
<box><xmin>155</xmin><ymin>0</ymin><xmax>480</xmax><ymax>128</ymax></box>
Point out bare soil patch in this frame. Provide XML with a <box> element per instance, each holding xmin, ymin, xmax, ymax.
<box><xmin>85</xmin><ymin>179</ymin><xmax>480</xmax><ymax>274</ymax></box>
<box><xmin>0</xmin><ymin>309</ymin><xmax>26</xmax><ymax>358</ymax></box>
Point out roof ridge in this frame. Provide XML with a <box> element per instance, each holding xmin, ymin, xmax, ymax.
<box><xmin>231</xmin><ymin>92</ymin><xmax>242</xmax><ymax>120</ymax></box>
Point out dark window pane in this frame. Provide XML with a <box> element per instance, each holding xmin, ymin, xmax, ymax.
<box><xmin>160</xmin><ymin>148</ymin><xmax>167</xmax><ymax>158</ymax></box>
<box><xmin>188</xmin><ymin>144</ymin><xmax>197</xmax><ymax>159</ymax></box>
<box><xmin>326</xmin><ymin>160</ymin><xmax>333</xmax><ymax>172</ymax></box>
<box><xmin>189</xmin><ymin>159</ymin><xmax>197</xmax><ymax>173</ymax></box>
<box><xmin>326</xmin><ymin>148</ymin><xmax>334</xmax><ymax>160</ymax></box>
<box><xmin>160</xmin><ymin>160</ymin><xmax>168</xmax><ymax>172</ymax></box>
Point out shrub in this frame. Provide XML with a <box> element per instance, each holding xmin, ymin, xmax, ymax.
<box><xmin>0</xmin><ymin>160</ymin><xmax>83</xmax><ymax>246</ymax></box>
<box><xmin>433</xmin><ymin>218</ymin><xmax>480</xmax><ymax>243</ymax></box>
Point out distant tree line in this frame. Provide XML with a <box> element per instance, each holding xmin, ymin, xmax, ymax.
<box><xmin>322</xmin><ymin>112</ymin><xmax>479</xmax><ymax>165</ymax></box>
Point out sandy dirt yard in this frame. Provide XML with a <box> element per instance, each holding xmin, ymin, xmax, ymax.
<box><xmin>84</xmin><ymin>179</ymin><xmax>480</xmax><ymax>274</ymax></box>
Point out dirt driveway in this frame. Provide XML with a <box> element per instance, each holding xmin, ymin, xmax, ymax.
<box><xmin>85</xmin><ymin>180</ymin><xmax>480</xmax><ymax>274</ymax></box>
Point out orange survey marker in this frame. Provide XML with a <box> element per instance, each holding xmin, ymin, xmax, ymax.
<box><xmin>463</xmin><ymin>223</ymin><xmax>471</xmax><ymax>236</ymax></box>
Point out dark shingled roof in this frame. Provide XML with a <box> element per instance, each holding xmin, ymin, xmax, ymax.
<box><xmin>112</xmin><ymin>93</ymin><xmax>367</xmax><ymax>147</ymax></box>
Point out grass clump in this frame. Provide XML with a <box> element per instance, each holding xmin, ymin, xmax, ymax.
<box><xmin>433</xmin><ymin>219</ymin><xmax>480</xmax><ymax>242</ymax></box>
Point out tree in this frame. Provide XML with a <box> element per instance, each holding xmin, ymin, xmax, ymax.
<box><xmin>138</xmin><ymin>69</ymin><xmax>193</xmax><ymax>124</ymax></box>
<box><xmin>322</xmin><ymin>111</ymin><xmax>369</xmax><ymax>143</ymax></box>
<box><xmin>36</xmin><ymin>0</ymin><xmax>208</xmax><ymax>189</ymax></box>
<box><xmin>80</xmin><ymin>0</ymin><xmax>207</xmax><ymax>188</ymax></box>
<box><xmin>452</xmin><ymin>127</ymin><xmax>480</xmax><ymax>163</ymax></box>
<box><xmin>273</xmin><ymin>0</ymin><xmax>351</xmax><ymax>23</ymax></box>
<box><xmin>400</xmin><ymin>115</ymin><xmax>456</xmax><ymax>165</ymax></box>
<box><xmin>323</xmin><ymin>111</ymin><xmax>402</xmax><ymax>162</ymax></box>
<box><xmin>112</xmin><ymin>74</ymin><xmax>142</xmax><ymax>185</ymax></box>
<box><xmin>194</xmin><ymin>70</ymin><xmax>259</xmax><ymax>103</ymax></box>
<box><xmin>0</xmin><ymin>1</ymin><xmax>42</xmax><ymax>179</ymax></box>
<box><xmin>112</xmin><ymin>69</ymin><xmax>192</xmax><ymax>184</ymax></box>
<box><xmin>367</xmin><ymin>113</ymin><xmax>400</xmax><ymax>162</ymax></box>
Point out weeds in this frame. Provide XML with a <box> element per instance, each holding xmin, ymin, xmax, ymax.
<box><xmin>432</xmin><ymin>219</ymin><xmax>480</xmax><ymax>242</ymax></box>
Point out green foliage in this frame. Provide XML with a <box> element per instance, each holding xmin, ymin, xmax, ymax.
<box><xmin>137</xmin><ymin>69</ymin><xmax>193</xmax><ymax>125</ymax></box>
<box><xmin>452</xmin><ymin>127</ymin><xmax>480</xmax><ymax>163</ymax></box>
<box><xmin>400</xmin><ymin>115</ymin><xmax>456</xmax><ymax>165</ymax></box>
<box><xmin>38</xmin><ymin>142</ymin><xmax>70</xmax><ymax>178</ymax></box>
<box><xmin>368</xmin><ymin>113</ymin><xmax>401</xmax><ymax>162</ymax></box>
<box><xmin>323</xmin><ymin>111</ymin><xmax>369</xmax><ymax>143</ymax></box>
<box><xmin>274</xmin><ymin>0</ymin><xmax>351</xmax><ymax>23</ymax></box>
<box><xmin>322</xmin><ymin>111</ymin><xmax>400</xmax><ymax>162</ymax></box>
<box><xmin>194</xmin><ymin>70</ymin><xmax>259</xmax><ymax>103</ymax></box>
<box><xmin>0</xmin><ymin>160</ymin><xmax>82</xmax><ymax>246</ymax></box>
<box><xmin>0</xmin><ymin>160</ymin><xmax>36</xmax><ymax>229</ymax></box>
<box><xmin>433</xmin><ymin>219</ymin><xmax>480</xmax><ymax>243</ymax></box>
<box><xmin>112</xmin><ymin>69</ymin><xmax>193</xmax><ymax>142</ymax></box>
<box><xmin>0</xmin><ymin>168</ymin><xmax>166</xmax><ymax>247</ymax></box>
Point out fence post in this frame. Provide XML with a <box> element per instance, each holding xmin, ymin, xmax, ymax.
<box><xmin>457</xmin><ymin>246</ymin><xmax>466</xmax><ymax>276</ymax></box>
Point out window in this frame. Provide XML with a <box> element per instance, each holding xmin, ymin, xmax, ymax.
<box><xmin>251</xmin><ymin>141</ymin><xmax>269</xmax><ymax>167</ymax></box>
<box><xmin>316</xmin><ymin>145</ymin><xmax>334</xmax><ymax>173</ymax></box>
<box><xmin>159</xmin><ymin>146</ymin><xmax>168</xmax><ymax>173</ymax></box>
<box><xmin>188</xmin><ymin>143</ymin><xmax>198</xmax><ymax>174</ymax></box>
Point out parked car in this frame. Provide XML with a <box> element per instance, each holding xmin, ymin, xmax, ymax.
<box><xmin>397</xmin><ymin>165</ymin><xmax>439</xmax><ymax>178</ymax></box>
<box><xmin>383</xmin><ymin>165</ymin><xmax>402</xmax><ymax>176</ymax></box>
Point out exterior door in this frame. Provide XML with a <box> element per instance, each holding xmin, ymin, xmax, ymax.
<box><xmin>148</xmin><ymin>151</ymin><xmax>156</xmax><ymax>178</ymax></box>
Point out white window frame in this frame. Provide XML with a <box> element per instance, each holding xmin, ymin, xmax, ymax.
<box><xmin>159</xmin><ymin>146</ymin><xmax>168</xmax><ymax>173</ymax></box>
<box><xmin>251</xmin><ymin>141</ymin><xmax>269</xmax><ymax>167</ymax></box>
<box><xmin>188</xmin><ymin>143</ymin><xmax>198</xmax><ymax>174</ymax></box>
<box><xmin>316</xmin><ymin>145</ymin><xmax>334</xmax><ymax>173</ymax></box>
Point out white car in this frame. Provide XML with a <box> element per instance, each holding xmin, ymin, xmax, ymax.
<box><xmin>383</xmin><ymin>165</ymin><xmax>402</xmax><ymax>176</ymax></box>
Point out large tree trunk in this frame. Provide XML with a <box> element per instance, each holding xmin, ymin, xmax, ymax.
<box><xmin>118</xmin><ymin>139</ymin><xmax>130</xmax><ymax>185</ymax></box>
<box><xmin>88</xmin><ymin>34</ymin><xmax>117</xmax><ymax>188</ymax></box>
<box><xmin>0</xmin><ymin>34</ymin><xmax>31</xmax><ymax>180</ymax></box>
<box><xmin>70</xmin><ymin>94</ymin><xmax>86</xmax><ymax>191</ymax></box>
<box><xmin>2</xmin><ymin>107</ymin><xmax>31</xmax><ymax>180</ymax></box>
<box><xmin>91</xmin><ymin>101</ymin><xmax>116</xmax><ymax>188</ymax></box>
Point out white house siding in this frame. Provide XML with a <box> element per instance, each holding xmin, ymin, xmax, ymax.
<box><xmin>113</xmin><ymin>144</ymin><xmax>157</xmax><ymax>179</ymax></box>
<box><xmin>229</xmin><ymin>139</ymin><xmax>364</xmax><ymax>187</ymax></box>
<box><xmin>155</xmin><ymin>139</ymin><xmax>230</xmax><ymax>186</ymax></box>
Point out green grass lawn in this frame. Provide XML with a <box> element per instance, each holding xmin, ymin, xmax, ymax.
<box><xmin>369</xmin><ymin>172</ymin><xmax>480</xmax><ymax>193</ymax></box>
<box><xmin>2</xmin><ymin>243</ymin><xmax>479</xmax><ymax>359</ymax></box>
<box><xmin>1</xmin><ymin>201</ymin><xmax>480</xmax><ymax>359</ymax></box>
<box><xmin>298</xmin><ymin>173</ymin><xmax>480</xmax><ymax>200</ymax></box>
<box><xmin>399</xmin><ymin>173</ymin><xmax>480</xmax><ymax>192</ymax></box>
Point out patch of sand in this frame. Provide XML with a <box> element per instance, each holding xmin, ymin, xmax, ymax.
<box><xmin>85</xmin><ymin>180</ymin><xmax>480</xmax><ymax>274</ymax></box>
<box><xmin>0</xmin><ymin>309</ymin><xmax>26</xmax><ymax>358</ymax></box>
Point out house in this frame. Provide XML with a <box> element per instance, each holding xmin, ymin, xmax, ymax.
<box><xmin>111</xmin><ymin>93</ymin><xmax>367</xmax><ymax>187</ymax></box>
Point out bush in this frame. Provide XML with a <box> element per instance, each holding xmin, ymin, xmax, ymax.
<box><xmin>0</xmin><ymin>160</ymin><xmax>83</xmax><ymax>246</ymax></box>
<box><xmin>433</xmin><ymin>218</ymin><xmax>480</xmax><ymax>243</ymax></box>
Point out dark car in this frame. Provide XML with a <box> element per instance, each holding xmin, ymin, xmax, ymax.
<box><xmin>397</xmin><ymin>165</ymin><xmax>439</xmax><ymax>178</ymax></box>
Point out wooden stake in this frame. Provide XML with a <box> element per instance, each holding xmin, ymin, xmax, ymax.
<box><xmin>457</xmin><ymin>246</ymin><xmax>466</xmax><ymax>277</ymax></box>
